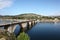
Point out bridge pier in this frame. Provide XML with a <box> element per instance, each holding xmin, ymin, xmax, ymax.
<box><xmin>4</xmin><ymin>24</ymin><xmax>17</xmax><ymax>33</ymax></box>
<box><xmin>27</xmin><ymin>21</ymin><xmax>32</xmax><ymax>29</ymax></box>
<box><xmin>35</xmin><ymin>21</ymin><xmax>37</xmax><ymax>24</ymax></box>
<box><xmin>34</xmin><ymin>20</ymin><xmax>36</xmax><ymax>25</ymax></box>
<box><xmin>31</xmin><ymin>21</ymin><xmax>35</xmax><ymax>27</ymax></box>
<box><xmin>19</xmin><ymin>22</ymin><xmax>27</xmax><ymax>32</ymax></box>
<box><xmin>4</xmin><ymin>25</ymin><xmax>10</xmax><ymax>31</ymax></box>
<box><xmin>27</xmin><ymin>20</ymin><xmax>36</xmax><ymax>29</ymax></box>
<box><xmin>18</xmin><ymin>21</ymin><xmax>36</xmax><ymax>32</ymax></box>
<box><xmin>32</xmin><ymin>21</ymin><xmax>35</xmax><ymax>26</ymax></box>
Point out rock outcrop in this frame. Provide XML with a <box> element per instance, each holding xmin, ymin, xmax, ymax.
<box><xmin>0</xmin><ymin>29</ymin><xmax>16</xmax><ymax>40</ymax></box>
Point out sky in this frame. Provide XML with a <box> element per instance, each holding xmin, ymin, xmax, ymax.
<box><xmin>0</xmin><ymin>0</ymin><xmax>60</xmax><ymax>16</ymax></box>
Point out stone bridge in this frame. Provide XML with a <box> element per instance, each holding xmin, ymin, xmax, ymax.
<box><xmin>0</xmin><ymin>20</ymin><xmax>37</xmax><ymax>33</ymax></box>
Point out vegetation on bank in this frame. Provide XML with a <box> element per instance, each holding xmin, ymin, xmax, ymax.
<box><xmin>17</xmin><ymin>32</ymin><xmax>30</xmax><ymax>40</ymax></box>
<box><xmin>0</xmin><ymin>29</ymin><xmax>30</xmax><ymax>40</ymax></box>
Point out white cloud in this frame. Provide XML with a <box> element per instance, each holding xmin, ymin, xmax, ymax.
<box><xmin>54</xmin><ymin>12</ymin><xmax>60</xmax><ymax>16</ymax></box>
<box><xmin>0</xmin><ymin>0</ymin><xmax>13</xmax><ymax>9</ymax></box>
<box><xmin>50</xmin><ymin>11</ymin><xmax>60</xmax><ymax>16</ymax></box>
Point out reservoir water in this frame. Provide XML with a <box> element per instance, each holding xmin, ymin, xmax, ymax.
<box><xmin>27</xmin><ymin>23</ymin><xmax>60</xmax><ymax>40</ymax></box>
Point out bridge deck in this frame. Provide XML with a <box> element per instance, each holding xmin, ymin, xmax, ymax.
<box><xmin>0</xmin><ymin>20</ymin><xmax>33</xmax><ymax>27</ymax></box>
<box><xmin>0</xmin><ymin>22</ymin><xmax>18</xmax><ymax>27</ymax></box>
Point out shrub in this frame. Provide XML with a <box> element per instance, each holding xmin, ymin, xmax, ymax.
<box><xmin>17</xmin><ymin>32</ymin><xmax>30</xmax><ymax>40</ymax></box>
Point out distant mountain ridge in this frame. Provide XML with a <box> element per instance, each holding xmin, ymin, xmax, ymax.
<box><xmin>16</xmin><ymin>13</ymin><xmax>42</xmax><ymax>16</ymax></box>
<box><xmin>16</xmin><ymin>13</ymin><xmax>42</xmax><ymax>19</ymax></box>
<box><xmin>0</xmin><ymin>13</ymin><xmax>60</xmax><ymax>19</ymax></box>
<box><xmin>0</xmin><ymin>13</ymin><xmax>41</xmax><ymax>19</ymax></box>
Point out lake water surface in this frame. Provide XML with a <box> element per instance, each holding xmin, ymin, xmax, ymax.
<box><xmin>27</xmin><ymin>23</ymin><xmax>60</xmax><ymax>40</ymax></box>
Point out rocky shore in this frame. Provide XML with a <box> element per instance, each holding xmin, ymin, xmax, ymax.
<box><xmin>0</xmin><ymin>29</ymin><xmax>16</xmax><ymax>40</ymax></box>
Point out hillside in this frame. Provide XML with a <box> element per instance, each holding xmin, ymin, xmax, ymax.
<box><xmin>16</xmin><ymin>13</ymin><xmax>42</xmax><ymax>19</ymax></box>
<box><xmin>0</xmin><ymin>13</ymin><xmax>42</xmax><ymax>19</ymax></box>
<box><xmin>0</xmin><ymin>13</ymin><xmax>60</xmax><ymax>20</ymax></box>
<box><xmin>17</xmin><ymin>13</ymin><xmax>41</xmax><ymax>16</ymax></box>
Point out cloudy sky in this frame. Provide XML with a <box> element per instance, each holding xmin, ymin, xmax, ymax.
<box><xmin>0</xmin><ymin>0</ymin><xmax>60</xmax><ymax>16</ymax></box>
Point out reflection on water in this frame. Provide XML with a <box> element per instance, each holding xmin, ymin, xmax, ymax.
<box><xmin>27</xmin><ymin>23</ymin><xmax>60</xmax><ymax>40</ymax></box>
<box><xmin>14</xmin><ymin>24</ymin><xmax>20</xmax><ymax>36</ymax></box>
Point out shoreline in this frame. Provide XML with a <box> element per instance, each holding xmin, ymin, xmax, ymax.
<box><xmin>0</xmin><ymin>19</ymin><xmax>60</xmax><ymax>23</ymax></box>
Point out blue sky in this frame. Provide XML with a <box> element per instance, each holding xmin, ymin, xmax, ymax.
<box><xmin>0</xmin><ymin>0</ymin><xmax>60</xmax><ymax>16</ymax></box>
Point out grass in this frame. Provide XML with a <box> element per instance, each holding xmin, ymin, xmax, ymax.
<box><xmin>17</xmin><ymin>32</ymin><xmax>30</xmax><ymax>40</ymax></box>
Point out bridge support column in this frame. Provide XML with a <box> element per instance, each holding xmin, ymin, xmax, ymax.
<box><xmin>4</xmin><ymin>24</ymin><xmax>16</xmax><ymax>33</ymax></box>
<box><xmin>19</xmin><ymin>22</ymin><xmax>27</xmax><ymax>32</ymax></box>
<box><xmin>35</xmin><ymin>21</ymin><xmax>37</xmax><ymax>24</ymax></box>
<box><xmin>27</xmin><ymin>21</ymin><xmax>32</xmax><ymax>29</ymax></box>
<box><xmin>19</xmin><ymin>23</ymin><xmax>23</xmax><ymax>32</ymax></box>
<box><xmin>4</xmin><ymin>25</ymin><xmax>10</xmax><ymax>31</ymax></box>
<box><xmin>31</xmin><ymin>21</ymin><xmax>34</xmax><ymax>27</ymax></box>
<box><xmin>34</xmin><ymin>20</ymin><xmax>36</xmax><ymax>25</ymax></box>
<box><xmin>32</xmin><ymin>21</ymin><xmax>35</xmax><ymax>26</ymax></box>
